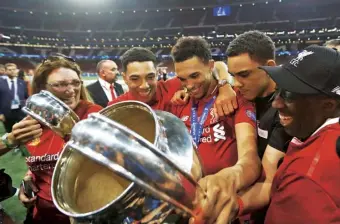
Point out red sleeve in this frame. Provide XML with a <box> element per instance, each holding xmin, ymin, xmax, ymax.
<box><xmin>74</xmin><ymin>100</ymin><xmax>102</xmax><ymax>120</ymax></box>
<box><xmin>234</xmin><ymin>92</ymin><xmax>256</xmax><ymax>128</ymax></box>
<box><xmin>163</xmin><ymin>77</ymin><xmax>182</xmax><ymax>100</ymax></box>
<box><xmin>266</xmin><ymin>172</ymin><xmax>340</xmax><ymax>224</ymax></box>
<box><xmin>108</xmin><ymin>92</ymin><xmax>130</xmax><ymax>106</ymax></box>
<box><xmin>83</xmin><ymin>104</ymin><xmax>102</xmax><ymax>119</ymax></box>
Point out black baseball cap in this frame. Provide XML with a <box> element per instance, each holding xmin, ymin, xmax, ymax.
<box><xmin>260</xmin><ymin>45</ymin><xmax>340</xmax><ymax>98</ymax></box>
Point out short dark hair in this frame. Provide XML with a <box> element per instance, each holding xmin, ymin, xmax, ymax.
<box><xmin>171</xmin><ymin>36</ymin><xmax>212</xmax><ymax>63</ymax></box>
<box><xmin>226</xmin><ymin>30</ymin><xmax>275</xmax><ymax>63</ymax></box>
<box><xmin>324</xmin><ymin>39</ymin><xmax>340</xmax><ymax>47</ymax></box>
<box><xmin>120</xmin><ymin>47</ymin><xmax>157</xmax><ymax>72</ymax></box>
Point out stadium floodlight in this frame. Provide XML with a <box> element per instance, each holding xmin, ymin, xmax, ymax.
<box><xmin>203</xmin><ymin>8</ymin><xmax>206</xmax><ymax>10</ymax></box>
<box><xmin>240</xmin><ymin>4</ymin><xmax>242</xmax><ymax>7</ymax></box>
<box><xmin>145</xmin><ymin>10</ymin><xmax>148</xmax><ymax>12</ymax></box>
<box><xmin>0</xmin><ymin>34</ymin><xmax>11</xmax><ymax>40</ymax></box>
<box><xmin>180</xmin><ymin>9</ymin><xmax>182</xmax><ymax>11</ymax></box>
<box><xmin>13</xmin><ymin>10</ymin><xmax>17</xmax><ymax>12</ymax></box>
<box><xmin>133</xmin><ymin>10</ymin><xmax>136</xmax><ymax>13</ymax></box>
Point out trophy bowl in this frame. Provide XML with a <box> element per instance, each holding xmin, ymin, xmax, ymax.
<box><xmin>52</xmin><ymin>101</ymin><xmax>203</xmax><ymax>223</ymax></box>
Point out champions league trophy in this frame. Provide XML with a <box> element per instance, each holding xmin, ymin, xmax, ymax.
<box><xmin>24</xmin><ymin>91</ymin><xmax>204</xmax><ymax>223</ymax></box>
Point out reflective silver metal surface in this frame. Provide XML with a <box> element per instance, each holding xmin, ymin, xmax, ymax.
<box><xmin>22</xmin><ymin>90</ymin><xmax>79</xmax><ymax>137</ymax></box>
<box><xmin>52</xmin><ymin>101</ymin><xmax>203</xmax><ymax>223</ymax></box>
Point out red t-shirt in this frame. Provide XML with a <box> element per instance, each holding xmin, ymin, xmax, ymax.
<box><xmin>25</xmin><ymin>100</ymin><xmax>102</xmax><ymax>201</ymax></box>
<box><xmin>108</xmin><ymin>78</ymin><xmax>181</xmax><ymax>110</ymax></box>
<box><xmin>265</xmin><ymin>118</ymin><xmax>340</xmax><ymax>224</ymax></box>
<box><xmin>170</xmin><ymin>91</ymin><xmax>256</xmax><ymax>176</ymax></box>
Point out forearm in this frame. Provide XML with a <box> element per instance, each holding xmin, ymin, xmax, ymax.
<box><xmin>0</xmin><ymin>144</ymin><xmax>11</xmax><ymax>156</ymax></box>
<box><xmin>238</xmin><ymin>181</ymin><xmax>272</xmax><ymax>215</ymax></box>
<box><xmin>230</xmin><ymin>152</ymin><xmax>261</xmax><ymax>191</ymax></box>
<box><xmin>238</xmin><ymin>145</ymin><xmax>285</xmax><ymax>214</ymax></box>
<box><xmin>0</xmin><ymin>133</ymin><xmax>17</xmax><ymax>156</ymax></box>
<box><xmin>214</xmin><ymin>61</ymin><xmax>235</xmax><ymax>100</ymax></box>
<box><xmin>214</xmin><ymin>61</ymin><xmax>231</xmax><ymax>81</ymax></box>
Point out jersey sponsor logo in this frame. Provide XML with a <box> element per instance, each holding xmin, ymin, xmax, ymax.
<box><xmin>213</xmin><ymin>123</ymin><xmax>226</xmax><ymax>142</ymax></box>
<box><xmin>246</xmin><ymin>110</ymin><xmax>256</xmax><ymax>122</ymax></box>
<box><xmin>198</xmin><ymin>124</ymin><xmax>226</xmax><ymax>143</ymax></box>
<box><xmin>26</xmin><ymin>152</ymin><xmax>60</xmax><ymax>163</ymax></box>
<box><xmin>199</xmin><ymin>127</ymin><xmax>212</xmax><ymax>143</ymax></box>
<box><xmin>181</xmin><ymin>116</ymin><xmax>189</xmax><ymax>122</ymax></box>
<box><xmin>26</xmin><ymin>152</ymin><xmax>60</xmax><ymax>172</ymax></box>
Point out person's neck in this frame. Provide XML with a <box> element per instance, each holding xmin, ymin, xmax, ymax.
<box><xmin>8</xmin><ymin>76</ymin><xmax>14</xmax><ymax>80</ymax></box>
<box><xmin>261</xmin><ymin>78</ymin><xmax>276</xmax><ymax>97</ymax></box>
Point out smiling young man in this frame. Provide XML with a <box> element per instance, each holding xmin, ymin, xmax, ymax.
<box><xmin>259</xmin><ymin>45</ymin><xmax>340</xmax><ymax>223</ymax></box>
<box><xmin>108</xmin><ymin>47</ymin><xmax>179</xmax><ymax>110</ymax></box>
<box><xmin>225</xmin><ymin>31</ymin><xmax>292</xmax><ymax>223</ymax></box>
<box><xmin>170</xmin><ymin>36</ymin><xmax>260</xmax><ymax>224</ymax></box>
<box><xmin>108</xmin><ymin>47</ymin><xmax>236</xmax><ymax>113</ymax></box>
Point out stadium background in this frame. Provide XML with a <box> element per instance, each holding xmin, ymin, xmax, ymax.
<box><xmin>0</xmin><ymin>0</ymin><xmax>340</xmax><ymax>222</ymax></box>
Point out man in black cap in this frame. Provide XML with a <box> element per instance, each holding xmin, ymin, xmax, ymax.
<box><xmin>259</xmin><ymin>45</ymin><xmax>340</xmax><ymax>223</ymax></box>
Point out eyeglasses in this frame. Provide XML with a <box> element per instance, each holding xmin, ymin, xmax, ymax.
<box><xmin>273</xmin><ymin>88</ymin><xmax>301</xmax><ymax>103</ymax></box>
<box><xmin>42</xmin><ymin>53</ymin><xmax>75</xmax><ymax>64</ymax></box>
<box><xmin>274</xmin><ymin>88</ymin><xmax>316</xmax><ymax>103</ymax></box>
<box><xmin>47</xmin><ymin>80</ymin><xmax>83</xmax><ymax>91</ymax></box>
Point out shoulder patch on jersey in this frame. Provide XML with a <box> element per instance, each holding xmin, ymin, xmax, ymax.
<box><xmin>246</xmin><ymin>110</ymin><xmax>256</xmax><ymax>122</ymax></box>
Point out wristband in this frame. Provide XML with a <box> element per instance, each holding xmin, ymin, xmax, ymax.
<box><xmin>1</xmin><ymin>133</ymin><xmax>19</xmax><ymax>149</ymax></box>
<box><xmin>237</xmin><ymin>196</ymin><xmax>244</xmax><ymax>217</ymax></box>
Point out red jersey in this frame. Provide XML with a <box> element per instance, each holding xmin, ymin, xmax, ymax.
<box><xmin>108</xmin><ymin>78</ymin><xmax>181</xmax><ymax>110</ymax></box>
<box><xmin>25</xmin><ymin>100</ymin><xmax>102</xmax><ymax>201</ymax></box>
<box><xmin>265</xmin><ymin>118</ymin><xmax>340</xmax><ymax>224</ymax></box>
<box><xmin>170</xmin><ymin>91</ymin><xmax>256</xmax><ymax>175</ymax></box>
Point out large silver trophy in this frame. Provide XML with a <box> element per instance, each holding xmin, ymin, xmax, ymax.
<box><xmin>22</xmin><ymin>90</ymin><xmax>79</xmax><ymax>138</ymax></box>
<box><xmin>23</xmin><ymin>92</ymin><xmax>204</xmax><ymax>223</ymax></box>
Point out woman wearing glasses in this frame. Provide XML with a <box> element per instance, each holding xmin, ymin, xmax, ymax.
<box><xmin>15</xmin><ymin>55</ymin><xmax>102</xmax><ymax>224</ymax></box>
